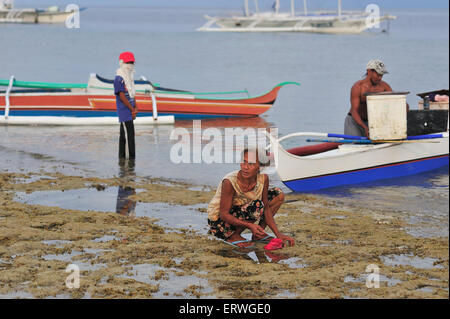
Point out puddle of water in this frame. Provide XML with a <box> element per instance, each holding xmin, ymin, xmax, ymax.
<box><xmin>343</xmin><ymin>295</ymin><xmax>366</xmax><ymax>299</ymax></box>
<box><xmin>43</xmin><ymin>292</ymin><xmax>91</xmax><ymax>299</ymax></box>
<box><xmin>42</xmin><ymin>251</ymin><xmax>83</xmax><ymax>262</ymax></box>
<box><xmin>380</xmin><ymin>254</ymin><xmax>444</xmax><ymax>269</ymax></box>
<box><xmin>119</xmin><ymin>263</ymin><xmax>214</xmax><ymax>298</ymax></box>
<box><xmin>275</xmin><ymin>289</ymin><xmax>299</xmax><ymax>298</ymax></box>
<box><xmin>92</xmin><ymin>235</ymin><xmax>120</xmax><ymax>243</ymax></box>
<box><xmin>42</xmin><ymin>248</ymin><xmax>110</xmax><ymax>272</ymax></box>
<box><xmin>187</xmin><ymin>185</ymin><xmax>213</xmax><ymax>192</ymax></box>
<box><xmin>213</xmin><ymin>234</ymin><xmax>299</xmax><ymax>266</ymax></box>
<box><xmin>327</xmin><ymin>215</ymin><xmax>347</xmax><ymax>220</ymax></box>
<box><xmin>75</xmin><ymin>261</ymin><xmax>108</xmax><ymax>272</ymax></box>
<box><xmin>44</xmin><ymin>294</ymin><xmax>72</xmax><ymax>299</ymax></box>
<box><xmin>16</xmin><ymin>187</ymin><xmax>141</xmax><ymax>214</ymax></box>
<box><xmin>0</xmin><ymin>291</ymin><xmax>35</xmax><ymax>299</ymax></box>
<box><xmin>406</xmin><ymin>226</ymin><xmax>449</xmax><ymax>239</ymax></box>
<box><xmin>344</xmin><ymin>274</ymin><xmax>402</xmax><ymax>287</ymax></box>
<box><xmin>41</xmin><ymin>240</ymin><xmax>72</xmax><ymax>248</ymax></box>
<box><xmin>15</xmin><ymin>187</ymin><xmax>209</xmax><ymax>234</ymax></box>
<box><xmin>417</xmin><ymin>287</ymin><xmax>434</xmax><ymax>293</ymax></box>
<box><xmin>135</xmin><ymin>202</ymin><xmax>209</xmax><ymax>235</ymax></box>
<box><xmin>172</xmin><ymin>257</ymin><xmax>184</xmax><ymax>265</ymax></box>
<box><xmin>278</xmin><ymin>257</ymin><xmax>307</xmax><ymax>269</ymax></box>
<box><xmin>334</xmin><ymin>239</ymin><xmax>354</xmax><ymax>245</ymax></box>
<box><xmin>13</xmin><ymin>175</ymin><xmax>57</xmax><ymax>184</ymax></box>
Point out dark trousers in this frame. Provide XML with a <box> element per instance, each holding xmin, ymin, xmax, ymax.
<box><xmin>119</xmin><ymin>120</ymin><xmax>135</xmax><ymax>159</ymax></box>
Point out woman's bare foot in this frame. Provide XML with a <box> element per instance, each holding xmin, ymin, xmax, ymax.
<box><xmin>226</xmin><ymin>235</ymin><xmax>253</xmax><ymax>248</ymax></box>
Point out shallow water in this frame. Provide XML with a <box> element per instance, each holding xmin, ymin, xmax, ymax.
<box><xmin>6</xmin><ymin>123</ymin><xmax>449</xmax><ymax>237</ymax></box>
<box><xmin>118</xmin><ymin>263</ymin><xmax>214</xmax><ymax>299</ymax></box>
<box><xmin>1</xmin><ymin>5</ymin><xmax>448</xmax><ymax>234</ymax></box>
<box><xmin>15</xmin><ymin>186</ymin><xmax>209</xmax><ymax>234</ymax></box>
<box><xmin>380</xmin><ymin>254</ymin><xmax>444</xmax><ymax>269</ymax></box>
<box><xmin>286</xmin><ymin>166</ymin><xmax>449</xmax><ymax>238</ymax></box>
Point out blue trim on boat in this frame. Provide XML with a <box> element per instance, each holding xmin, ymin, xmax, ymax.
<box><xmin>283</xmin><ymin>155</ymin><xmax>449</xmax><ymax>192</ymax></box>
<box><xmin>0</xmin><ymin>110</ymin><xmax>239</xmax><ymax>119</ymax></box>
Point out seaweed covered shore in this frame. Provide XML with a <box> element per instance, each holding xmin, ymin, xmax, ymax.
<box><xmin>0</xmin><ymin>172</ymin><xmax>448</xmax><ymax>299</ymax></box>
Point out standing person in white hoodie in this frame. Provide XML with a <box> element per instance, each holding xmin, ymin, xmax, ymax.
<box><xmin>114</xmin><ymin>51</ymin><xmax>138</xmax><ymax>159</ymax></box>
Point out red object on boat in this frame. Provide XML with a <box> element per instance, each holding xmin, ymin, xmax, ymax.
<box><xmin>287</xmin><ymin>142</ymin><xmax>341</xmax><ymax>156</ymax></box>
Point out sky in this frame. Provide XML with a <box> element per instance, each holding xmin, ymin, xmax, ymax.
<box><xmin>12</xmin><ymin>0</ymin><xmax>450</xmax><ymax>10</ymax></box>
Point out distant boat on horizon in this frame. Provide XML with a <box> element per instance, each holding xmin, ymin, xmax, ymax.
<box><xmin>198</xmin><ymin>0</ymin><xmax>396</xmax><ymax>34</ymax></box>
<box><xmin>0</xmin><ymin>0</ymin><xmax>76</xmax><ymax>24</ymax></box>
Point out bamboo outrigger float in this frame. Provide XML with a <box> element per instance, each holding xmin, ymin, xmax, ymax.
<box><xmin>0</xmin><ymin>74</ymin><xmax>299</xmax><ymax>125</ymax></box>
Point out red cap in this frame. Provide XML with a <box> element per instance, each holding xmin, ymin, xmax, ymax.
<box><xmin>119</xmin><ymin>51</ymin><xmax>135</xmax><ymax>63</ymax></box>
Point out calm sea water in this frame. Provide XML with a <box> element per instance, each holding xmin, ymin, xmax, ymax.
<box><xmin>0</xmin><ymin>5</ymin><xmax>448</xmax><ymax>223</ymax></box>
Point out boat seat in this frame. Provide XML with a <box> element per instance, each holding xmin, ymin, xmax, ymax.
<box><xmin>287</xmin><ymin>142</ymin><xmax>341</xmax><ymax>156</ymax></box>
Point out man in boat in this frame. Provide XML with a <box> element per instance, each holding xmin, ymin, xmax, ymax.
<box><xmin>207</xmin><ymin>148</ymin><xmax>295</xmax><ymax>249</ymax></box>
<box><xmin>345</xmin><ymin>59</ymin><xmax>392</xmax><ymax>138</ymax></box>
<box><xmin>114</xmin><ymin>51</ymin><xmax>138</xmax><ymax>159</ymax></box>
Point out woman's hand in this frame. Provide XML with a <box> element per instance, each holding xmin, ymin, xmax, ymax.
<box><xmin>278</xmin><ymin>234</ymin><xmax>295</xmax><ymax>247</ymax></box>
<box><xmin>364</xmin><ymin>126</ymin><xmax>370</xmax><ymax>139</ymax></box>
<box><xmin>248</xmin><ymin>223</ymin><xmax>267</xmax><ymax>239</ymax></box>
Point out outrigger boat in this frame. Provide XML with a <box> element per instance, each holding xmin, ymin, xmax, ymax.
<box><xmin>266</xmin><ymin>131</ymin><xmax>449</xmax><ymax>192</ymax></box>
<box><xmin>198</xmin><ymin>0</ymin><xmax>396</xmax><ymax>34</ymax></box>
<box><xmin>0</xmin><ymin>74</ymin><xmax>299</xmax><ymax>125</ymax></box>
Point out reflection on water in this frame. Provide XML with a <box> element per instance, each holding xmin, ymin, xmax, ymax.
<box><xmin>324</xmin><ymin>169</ymin><xmax>448</xmax><ymax>216</ymax></box>
<box><xmin>215</xmin><ymin>247</ymin><xmax>293</xmax><ymax>265</ymax></box>
<box><xmin>15</xmin><ymin>187</ymin><xmax>209</xmax><ymax>234</ymax></box>
<box><xmin>116</xmin><ymin>186</ymin><xmax>136</xmax><ymax>216</ymax></box>
<box><xmin>174</xmin><ymin>117</ymin><xmax>272</xmax><ymax>129</ymax></box>
<box><xmin>116</xmin><ymin>159</ymin><xmax>137</xmax><ymax>216</ymax></box>
<box><xmin>286</xmin><ymin>167</ymin><xmax>448</xmax><ymax>214</ymax></box>
<box><xmin>118</xmin><ymin>158</ymin><xmax>136</xmax><ymax>180</ymax></box>
<box><xmin>213</xmin><ymin>233</ymin><xmax>298</xmax><ymax>266</ymax></box>
<box><xmin>283</xmin><ymin>167</ymin><xmax>449</xmax><ymax>238</ymax></box>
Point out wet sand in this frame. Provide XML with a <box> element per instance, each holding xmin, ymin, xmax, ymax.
<box><xmin>0</xmin><ymin>171</ymin><xmax>448</xmax><ymax>299</ymax></box>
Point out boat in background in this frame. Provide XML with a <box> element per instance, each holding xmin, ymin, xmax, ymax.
<box><xmin>198</xmin><ymin>0</ymin><xmax>396</xmax><ymax>34</ymax></box>
<box><xmin>0</xmin><ymin>74</ymin><xmax>299</xmax><ymax>125</ymax></box>
<box><xmin>0</xmin><ymin>0</ymin><xmax>75</xmax><ymax>24</ymax></box>
<box><xmin>266</xmin><ymin>131</ymin><xmax>449</xmax><ymax>192</ymax></box>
